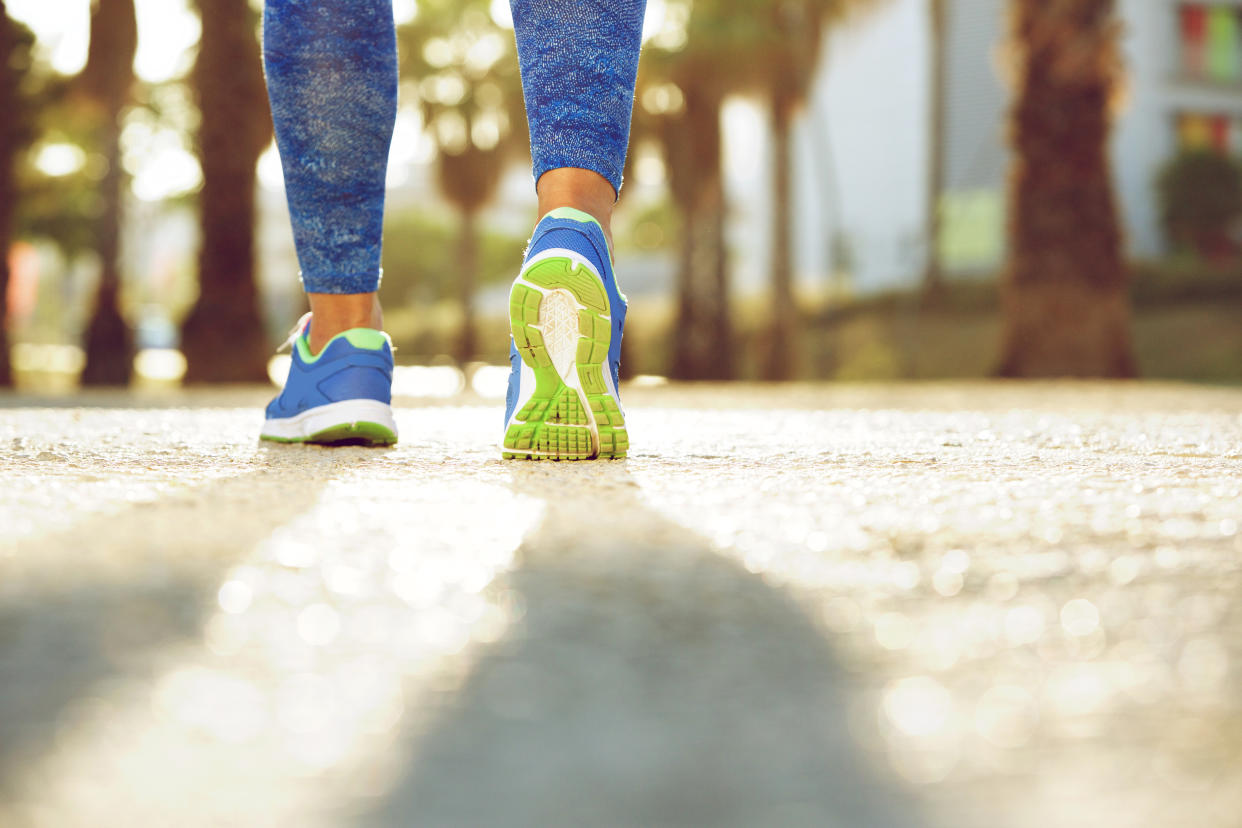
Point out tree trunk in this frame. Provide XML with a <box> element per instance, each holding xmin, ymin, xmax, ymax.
<box><xmin>181</xmin><ymin>0</ymin><xmax>273</xmax><ymax>382</ymax></box>
<box><xmin>998</xmin><ymin>0</ymin><xmax>1136</xmax><ymax>378</ymax></box>
<box><xmin>922</xmin><ymin>0</ymin><xmax>948</xmax><ymax>305</ymax></box>
<box><xmin>668</xmin><ymin>81</ymin><xmax>733</xmax><ymax>381</ymax></box>
<box><xmin>456</xmin><ymin>207</ymin><xmax>478</xmax><ymax>363</ymax></box>
<box><xmin>79</xmin><ymin>0</ymin><xmax>137</xmax><ymax>386</ymax></box>
<box><xmin>80</xmin><ymin>124</ymin><xmax>132</xmax><ymax>385</ymax></box>
<box><xmin>762</xmin><ymin>91</ymin><xmax>798</xmax><ymax>380</ymax></box>
<box><xmin>436</xmin><ymin>139</ymin><xmax>502</xmax><ymax>366</ymax></box>
<box><xmin>0</xmin><ymin>2</ymin><xmax>17</xmax><ymax>387</ymax></box>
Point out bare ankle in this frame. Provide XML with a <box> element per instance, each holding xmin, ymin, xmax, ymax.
<box><xmin>536</xmin><ymin>168</ymin><xmax>616</xmax><ymax>253</ymax></box>
<box><xmin>306</xmin><ymin>293</ymin><xmax>383</xmax><ymax>354</ymax></box>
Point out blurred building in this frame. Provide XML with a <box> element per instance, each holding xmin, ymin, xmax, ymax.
<box><xmin>1115</xmin><ymin>0</ymin><xmax>1242</xmax><ymax>260</ymax></box>
<box><xmin>803</xmin><ymin>0</ymin><xmax>1242</xmax><ymax>293</ymax></box>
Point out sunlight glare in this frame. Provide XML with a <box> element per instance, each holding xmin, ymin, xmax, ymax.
<box><xmin>470</xmin><ymin>364</ymin><xmax>510</xmax><ymax>398</ymax></box>
<box><xmin>132</xmin><ymin>146</ymin><xmax>202</xmax><ymax>202</ymax></box>
<box><xmin>134</xmin><ymin>0</ymin><xmax>200</xmax><ymax>82</ymax></box>
<box><xmin>642</xmin><ymin>0</ymin><xmax>666</xmax><ymax>43</ymax></box>
<box><xmin>134</xmin><ymin>348</ymin><xmax>188</xmax><ymax>381</ymax></box>
<box><xmin>258</xmin><ymin>142</ymin><xmax>285</xmax><ymax>192</ymax></box>
<box><xmin>394</xmin><ymin>0</ymin><xmax>418</xmax><ymax>24</ymax></box>
<box><xmin>7</xmin><ymin>0</ymin><xmax>90</xmax><ymax>75</ymax></box>
<box><xmin>267</xmin><ymin>354</ymin><xmax>292</xmax><ymax>387</ymax></box>
<box><xmin>489</xmin><ymin>0</ymin><xmax>513</xmax><ymax>29</ymax></box>
<box><xmin>722</xmin><ymin>99</ymin><xmax>764</xmax><ymax>187</ymax></box>
<box><xmin>34</xmin><ymin>143</ymin><xmax>87</xmax><ymax>177</ymax></box>
<box><xmin>10</xmin><ymin>0</ymin><xmax>198</xmax><ymax>81</ymax></box>
<box><xmin>883</xmin><ymin>676</ymin><xmax>953</xmax><ymax>738</ymax></box>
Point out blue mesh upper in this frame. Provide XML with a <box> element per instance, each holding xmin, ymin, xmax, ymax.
<box><xmin>266</xmin><ymin>332</ymin><xmax>394</xmax><ymax>420</ymax></box>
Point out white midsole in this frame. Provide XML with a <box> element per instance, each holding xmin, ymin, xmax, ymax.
<box><xmin>506</xmin><ymin>356</ymin><xmax>538</xmax><ymax>432</ymax></box>
<box><xmin>261</xmin><ymin>399</ymin><xmax>397</xmax><ymax>441</ymax></box>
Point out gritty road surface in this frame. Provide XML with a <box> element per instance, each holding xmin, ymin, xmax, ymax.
<box><xmin>1</xmin><ymin>382</ymin><xmax>1241</xmax><ymax>828</ymax></box>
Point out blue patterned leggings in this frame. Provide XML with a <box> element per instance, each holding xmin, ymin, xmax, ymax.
<box><xmin>264</xmin><ymin>0</ymin><xmax>647</xmax><ymax>294</ymax></box>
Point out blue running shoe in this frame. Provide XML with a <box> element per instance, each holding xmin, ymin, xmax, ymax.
<box><xmin>261</xmin><ymin>314</ymin><xmax>398</xmax><ymax>446</ymax></box>
<box><xmin>503</xmin><ymin>207</ymin><xmax>628</xmax><ymax>460</ymax></box>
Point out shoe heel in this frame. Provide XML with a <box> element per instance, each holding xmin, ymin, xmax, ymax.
<box><xmin>505</xmin><ymin>256</ymin><xmax>626</xmax><ymax>460</ymax></box>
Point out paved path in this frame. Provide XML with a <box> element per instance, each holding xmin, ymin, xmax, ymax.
<box><xmin>1</xmin><ymin>383</ymin><xmax>1240</xmax><ymax>827</ymax></box>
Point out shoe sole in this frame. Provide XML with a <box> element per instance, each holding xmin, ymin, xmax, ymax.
<box><xmin>261</xmin><ymin>399</ymin><xmax>398</xmax><ymax>447</ymax></box>
<box><xmin>504</xmin><ymin>256</ymin><xmax>628</xmax><ymax>461</ymax></box>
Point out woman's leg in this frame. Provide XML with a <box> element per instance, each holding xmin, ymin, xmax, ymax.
<box><xmin>510</xmin><ymin>0</ymin><xmax>647</xmax><ymax>247</ymax></box>
<box><xmin>503</xmin><ymin>1</ymin><xmax>646</xmax><ymax>460</ymax></box>
<box><xmin>263</xmin><ymin>0</ymin><xmax>397</xmax><ymax>353</ymax></box>
<box><xmin>260</xmin><ymin>0</ymin><xmax>399</xmax><ymax>446</ymax></box>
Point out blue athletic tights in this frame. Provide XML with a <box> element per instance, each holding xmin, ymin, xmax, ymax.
<box><xmin>263</xmin><ymin>0</ymin><xmax>647</xmax><ymax>295</ymax></box>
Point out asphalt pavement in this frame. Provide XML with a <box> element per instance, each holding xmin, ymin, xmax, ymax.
<box><xmin>1</xmin><ymin>382</ymin><xmax>1240</xmax><ymax>827</ymax></box>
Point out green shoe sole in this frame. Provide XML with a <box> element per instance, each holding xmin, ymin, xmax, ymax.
<box><xmin>261</xmin><ymin>421</ymin><xmax>397</xmax><ymax>447</ymax></box>
<box><xmin>504</xmin><ymin>256</ymin><xmax>628</xmax><ymax>461</ymax></box>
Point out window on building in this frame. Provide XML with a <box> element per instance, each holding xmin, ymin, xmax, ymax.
<box><xmin>1180</xmin><ymin>3</ymin><xmax>1242</xmax><ymax>83</ymax></box>
<box><xmin>1182</xmin><ymin>5</ymin><xmax>1207</xmax><ymax>76</ymax></box>
<box><xmin>1177</xmin><ymin>112</ymin><xmax>1242</xmax><ymax>152</ymax></box>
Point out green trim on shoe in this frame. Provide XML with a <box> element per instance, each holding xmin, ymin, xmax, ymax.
<box><xmin>294</xmin><ymin>327</ymin><xmax>391</xmax><ymax>364</ymax></box>
<box><xmin>541</xmin><ymin>206</ymin><xmax>616</xmax><ymax>271</ymax></box>
<box><xmin>260</xmin><ymin>420</ymin><xmax>397</xmax><ymax>446</ymax></box>
<box><xmin>545</xmin><ymin>205</ymin><xmax>602</xmax><ymax>229</ymax></box>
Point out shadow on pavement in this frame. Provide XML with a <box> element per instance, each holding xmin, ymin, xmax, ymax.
<box><xmin>360</xmin><ymin>462</ymin><xmax>925</xmax><ymax>828</ymax></box>
<box><xmin>0</xmin><ymin>446</ymin><xmax>377</xmax><ymax>798</ymax></box>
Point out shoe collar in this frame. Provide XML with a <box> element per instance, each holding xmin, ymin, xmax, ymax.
<box><xmin>280</xmin><ymin>313</ymin><xmax>391</xmax><ymax>364</ymax></box>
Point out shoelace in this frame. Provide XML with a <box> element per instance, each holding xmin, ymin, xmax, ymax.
<box><xmin>276</xmin><ymin>312</ymin><xmax>313</xmax><ymax>354</ymax></box>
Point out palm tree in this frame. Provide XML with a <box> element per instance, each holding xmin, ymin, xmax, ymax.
<box><xmin>180</xmin><ymin>0</ymin><xmax>273</xmax><ymax>382</ymax></box>
<box><xmin>435</xmin><ymin>145</ymin><xmax>505</xmax><ymax>361</ymax></box>
<box><xmin>399</xmin><ymin>0</ymin><xmax>524</xmax><ymax>364</ymax></box>
<box><xmin>758</xmin><ymin>0</ymin><xmax>855</xmax><ymax>380</ymax></box>
<box><xmin>78</xmin><ymin>0</ymin><xmax>137</xmax><ymax>386</ymax></box>
<box><xmin>922</xmin><ymin>0</ymin><xmax>948</xmax><ymax>304</ymax></box>
<box><xmin>662</xmin><ymin>73</ymin><xmax>734</xmax><ymax>381</ymax></box>
<box><xmin>641</xmin><ymin>2</ymin><xmax>748</xmax><ymax>380</ymax></box>
<box><xmin>997</xmin><ymin>0</ymin><xmax>1136</xmax><ymax>377</ymax></box>
<box><xmin>643</xmin><ymin>0</ymin><xmax>868</xmax><ymax>380</ymax></box>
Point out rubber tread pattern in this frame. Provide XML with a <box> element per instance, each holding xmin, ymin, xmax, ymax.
<box><xmin>524</xmin><ymin>260</ymin><xmax>609</xmax><ymax>313</ymax></box>
<box><xmin>505</xmin><ymin>257</ymin><xmax>628</xmax><ymax>460</ymax></box>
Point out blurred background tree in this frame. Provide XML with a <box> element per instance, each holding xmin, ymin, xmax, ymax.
<box><xmin>3</xmin><ymin>0</ymin><xmax>1242</xmax><ymax>391</ymax></box>
<box><xmin>0</xmin><ymin>1</ymin><xmax>33</xmax><ymax>387</ymax></box>
<box><xmin>639</xmin><ymin>2</ymin><xmax>742</xmax><ymax>381</ymax></box>
<box><xmin>4</xmin><ymin>4</ymin><xmax>109</xmax><ymax>391</ymax></box>
<box><xmin>923</xmin><ymin>0</ymin><xmax>947</xmax><ymax>305</ymax></box>
<box><xmin>640</xmin><ymin>0</ymin><xmax>869</xmax><ymax>380</ymax></box>
<box><xmin>77</xmin><ymin>0</ymin><xmax>137</xmax><ymax>386</ymax></box>
<box><xmin>755</xmin><ymin>0</ymin><xmax>861</xmax><ymax>380</ymax></box>
<box><xmin>180</xmin><ymin>0</ymin><xmax>272</xmax><ymax>382</ymax></box>
<box><xmin>398</xmin><ymin>0</ymin><xmax>525</xmax><ymax>364</ymax></box>
<box><xmin>998</xmin><ymin>0</ymin><xmax>1137</xmax><ymax>378</ymax></box>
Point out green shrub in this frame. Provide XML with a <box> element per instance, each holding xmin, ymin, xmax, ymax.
<box><xmin>381</xmin><ymin>208</ymin><xmax>526</xmax><ymax>306</ymax></box>
<box><xmin>1156</xmin><ymin>150</ymin><xmax>1242</xmax><ymax>259</ymax></box>
<box><xmin>1130</xmin><ymin>258</ymin><xmax>1242</xmax><ymax>305</ymax></box>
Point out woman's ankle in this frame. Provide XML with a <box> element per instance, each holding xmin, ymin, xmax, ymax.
<box><xmin>536</xmin><ymin>168</ymin><xmax>616</xmax><ymax>252</ymax></box>
<box><xmin>306</xmin><ymin>293</ymin><xmax>383</xmax><ymax>354</ymax></box>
